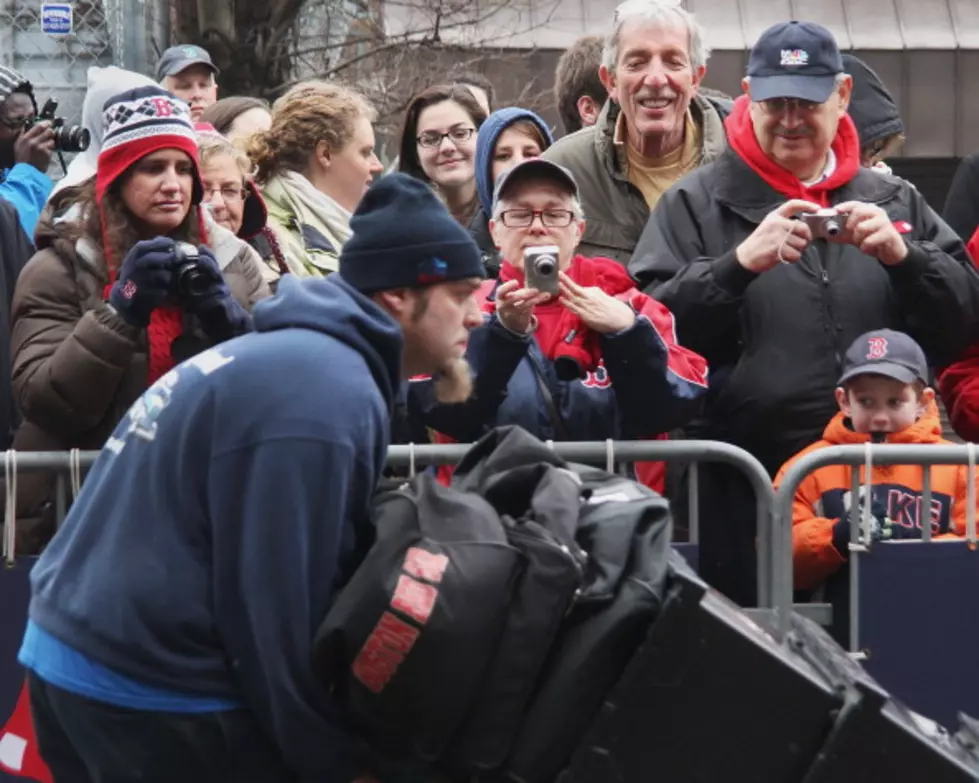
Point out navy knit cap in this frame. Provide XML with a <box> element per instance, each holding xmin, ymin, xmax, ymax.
<box><xmin>340</xmin><ymin>173</ymin><xmax>485</xmax><ymax>294</ymax></box>
<box><xmin>475</xmin><ymin>107</ymin><xmax>554</xmax><ymax>215</ymax></box>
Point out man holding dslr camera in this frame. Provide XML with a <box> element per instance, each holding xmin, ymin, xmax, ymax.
<box><xmin>0</xmin><ymin>66</ymin><xmax>59</xmax><ymax>449</ymax></box>
<box><xmin>629</xmin><ymin>21</ymin><xmax>979</xmax><ymax>605</ymax></box>
<box><xmin>0</xmin><ymin>65</ymin><xmax>58</xmax><ymax>239</ymax></box>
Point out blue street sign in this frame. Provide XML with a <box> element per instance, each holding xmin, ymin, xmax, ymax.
<box><xmin>40</xmin><ymin>3</ymin><xmax>73</xmax><ymax>37</ymax></box>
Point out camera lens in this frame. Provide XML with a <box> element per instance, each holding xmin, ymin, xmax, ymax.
<box><xmin>177</xmin><ymin>264</ymin><xmax>210</xmax><ymax>298</ymax></box>
<box><xmin>825</xmin><ymin>219</ymin><xmax>842</xmax><ymax>237</ymax></box>
<box><xmin>55</xmin><ymin>125</ymin><xmax>90</xmax><ymax>154</ymax></box>
<box><xmin>174</xmin><ymin>242</ymin><xmax>209</xmax><ymax>298</ymax></box>
<box><xmin>535</xmin><ymin>255</ymin><xmax>556</xmax><ymax>275</ymax></box>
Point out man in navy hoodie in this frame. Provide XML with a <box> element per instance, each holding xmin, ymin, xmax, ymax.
<box><xmin>18</xmin><ymin>173</ymin><xmax>485</xmax><ymax>782</ymax></box>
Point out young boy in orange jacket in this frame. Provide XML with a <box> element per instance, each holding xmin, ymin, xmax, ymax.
<box><xmin>775</xmin><ymin>329</ymin><xmax>970</xmax><ymax>592</ymax></box>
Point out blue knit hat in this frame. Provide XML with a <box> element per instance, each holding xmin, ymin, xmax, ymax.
<box><xmin>339</xmin><ymin>173</ymin><xmax>485</xmax><ymax>294</ymax></box>
<box><xmin>475</xmin><ymin>107</ymin><xmax>554</xmax><ymax>215</ymax></box>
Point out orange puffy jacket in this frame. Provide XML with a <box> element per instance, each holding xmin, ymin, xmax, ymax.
<box><xmin>774</xmin><ymin>403</ymin><xmax>971</xmax><ymax>591</ymax></box>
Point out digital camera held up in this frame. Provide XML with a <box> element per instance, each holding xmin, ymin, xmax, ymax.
<box><xmin>799</xmin><ymin>207</ymin><xmax>845</xmax><ymax>240</ymax></box>
<box><xmin>174</xmin><ymin>242</ymin><xmax>210</xmax><ymax>299</ymax></box>
<box><xmin>524</xmin><ymin>245</ymin><xmax>560</xmax><ymax>295</ymax></box>
<box><xmin>26</xmin><ymin>98</ymin><xmax>90</xmax><ymax>154</ymax></box>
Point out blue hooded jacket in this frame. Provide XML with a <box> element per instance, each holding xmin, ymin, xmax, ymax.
<box><xmin>21</xmin><ymin>274</ymin><xmax>402</xmax><ymax>780</ymax></box>
<box><xmin>0</xmin><ymin>162</ymin><xmax>52</xmax><ymax>239</ymax></box>
<box><xmin>0</xmin><ymin>67</ymin><xmax>53</xmax><ymax>239</ymax></box>
<box><xmin>474</xmin><ymin>107</ymin><xmax>554</xmax><ymax>216</ymax></box>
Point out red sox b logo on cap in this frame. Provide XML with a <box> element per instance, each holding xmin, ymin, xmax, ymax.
<box><xmin>866</xmin><ymin>336</ymin><xmax>888</xmax><ymax>360</ymax></box>
<box><xmin>152</xmin><ymin>97</ymin><xmax>173</xmax><ymax>117</ymax></box>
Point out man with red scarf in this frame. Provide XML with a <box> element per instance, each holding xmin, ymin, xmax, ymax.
<box><xmin>628</xmin><ymin>21</ymin><xmax>979</xmax><ymax>606</ymax></box>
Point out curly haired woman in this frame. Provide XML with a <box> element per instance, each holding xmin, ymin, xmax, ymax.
<box><xmin>247</xmin><ymin>81</ymin><xmax>382</xmax><ymax>278</ymax></box>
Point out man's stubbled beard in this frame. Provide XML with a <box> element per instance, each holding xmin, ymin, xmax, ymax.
<box><xmin>433</xmin><ymin>357</ymin><xmax>473</xmax><ymax>403</ymax></box>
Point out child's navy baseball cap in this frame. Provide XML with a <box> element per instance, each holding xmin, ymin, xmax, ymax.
<box><xmin>838</xmin><ymin>329</ymin><xmax>929</xmax><ymax>386</ymax></box>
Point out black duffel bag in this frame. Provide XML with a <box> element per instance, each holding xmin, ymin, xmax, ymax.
<box><xmin>312</xmin><ymin>427</ymin><xmax>586</xmax><ymax>770</ymax></box>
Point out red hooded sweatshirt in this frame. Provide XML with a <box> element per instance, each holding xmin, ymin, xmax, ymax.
<box><xmin>724</xmin><ymin>94</ymin><xmax>861</xmax><ymax>204</ymax></box>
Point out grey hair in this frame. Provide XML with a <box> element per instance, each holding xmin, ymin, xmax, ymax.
<box><xmin>492</xmin><ymin>193</ymin><xmax>585</xmax><ymax>222</ymax></box>
<box><xmin>602</xmin><ymin>0</ymin><xmax>710</xmax><ymax>72</ymax></box>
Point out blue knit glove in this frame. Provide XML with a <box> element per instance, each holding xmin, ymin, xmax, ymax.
<box><xmin>178</xmin><ymin>245</ymin><xmax>252</xmax><ymax>341</ymax></box>
<box><xmin>108</xmin><ymin>237</ymin><xmax>178</xmax><ymax>327</ymax></box>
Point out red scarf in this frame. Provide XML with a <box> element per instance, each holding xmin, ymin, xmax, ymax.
<box><xmin>724</xmin><ymin>94</ymin><xmax>861</xmax><ymax>206</ymax></box>
<box><xmin>498</xmin><ymin>255</ymin><xmax>635</xmax><ymax>371</ymax></box>
<box><xmin>99</xmin><ymin>210</ymin><xmax>207</xmax><ymax>386</ymax></box>
<box><xmin>103</xmin><ymin>279</ymin><xmax>183</xmax><ymax>385</ymax></box>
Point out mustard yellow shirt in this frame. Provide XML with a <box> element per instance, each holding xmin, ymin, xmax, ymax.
<box><xmin>615</xmin><ymin>110</ymin><xmax>702</xmax><ymax>210</ymax></box>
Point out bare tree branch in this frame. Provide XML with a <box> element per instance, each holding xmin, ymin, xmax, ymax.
<box><xmin>169</xmin><ymin>0</ymin><xmax>553</xmax><ymax>112</ymax></box>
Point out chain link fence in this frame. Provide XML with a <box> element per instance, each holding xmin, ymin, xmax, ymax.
<box><xmin>104</xmin><ymin>0</ymin><xmax>170</xmax><ymax>81</ymax></box>
<box><xmin>0</xmin><ymin>0</ymin><xmax>111</xmax><ymax>126</ymax></box>
<box><xmin>0</xmin><ymin>0</ymin><xmax>169</xmax><ymax>178</ymax></box>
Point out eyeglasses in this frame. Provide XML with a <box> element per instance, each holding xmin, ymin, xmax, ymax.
<box><xmin>203</xmin><ymin>185</ymin><xmax>247</xmax><ymax>203</ymax></box>
<box><xmin>498</xmin><ymin>208</ymin><xmax>575</xmax><ymax>228</ymax></box>
<box><xmin>758</xmin><ymin>97</ymin><xmax>824</xmax><ymax>115</ymax></box>
<box><xmin>417</xmin><ymin>126</ymin><xmax>475</xmax><ymax>149</ymax></box>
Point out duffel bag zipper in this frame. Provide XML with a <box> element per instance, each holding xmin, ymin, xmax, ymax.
<box><xmin>511</xmin><ymin>524</ymin><xmax>588</xmax><ymax>614</ymax></box>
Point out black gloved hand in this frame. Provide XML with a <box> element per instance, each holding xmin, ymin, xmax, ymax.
<box><xmin>881</xmin><ymin>516</ymin><xmax>919</xmax><ymax>540</ymax></box>
<box><xmin>832</xmin><ymin>495</ymin><xmax>888</xmax><ymax>557</ymax></box>
<box><xmin>179</xmin><ymin>245</ymin><xmax>252</xmax><ymax>341</ymax></box>
<box><xmin>108</xmin><ymin>237</ymin><xmax>178</xmax><ymax>327</ymax></box>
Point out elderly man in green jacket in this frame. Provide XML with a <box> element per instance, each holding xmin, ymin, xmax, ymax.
<box><xmin>543</xmin><ymin>0</ymin><xmax>729</xmax><ymax>265</ymax></box>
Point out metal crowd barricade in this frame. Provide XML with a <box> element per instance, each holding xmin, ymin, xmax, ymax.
<box><xmin>2</xmin><ymin>440</ymin><xmax>778</xmax><ymax>606</ymax></box>
<box><xmin>2</xmin><ymin>449</ymin><xmax>99</xmax><ymax>566</ymax></box>
<box><xmin>388</xmin><ymin>439</ymin><xmax>778</xmax><ymax>608</ymax></box>
<box><xmin>773</xmin><ymin>442</ymin><xmax>979</xmax><ymax>726</ymax></box>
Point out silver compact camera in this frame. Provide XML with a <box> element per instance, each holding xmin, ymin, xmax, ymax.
<box><xmin>799</xmin><ymin>208</ymin><xmax>845</xmax><ymax>239</ymax></box>
<box><xmin>523</xmin><ymin>245</ymin><xmax>560</xmax><ymax>294</ymax></box>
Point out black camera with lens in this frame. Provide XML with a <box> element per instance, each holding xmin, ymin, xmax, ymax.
<box><xmin>26</xmin><ymin>98</ymin><xmax>90</xmax><ymax>154</ymax></box>
<box><xmin>174</xmin><ymin>242</ymin><xmax>211</xmax><ymax>299</ymax></box>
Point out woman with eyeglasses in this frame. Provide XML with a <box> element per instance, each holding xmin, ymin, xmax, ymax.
<box><xmin>398</xmin><ymin>85</ymin><xmax>487</xmax><ymax>227</ymax></box>
<box><xmin>195</xmin><ymin>125</ymin><xmax>277</xmax><ymax>292</ymax></box>
<box><xmin>247</xmin><ymin>81</ymin><xmax>383</xmax><ymax>278</ymax></box>
<box><xmin>407</xmin><ymin>159</ymin><xmax>709</xmax><ymax>493</ymax></box>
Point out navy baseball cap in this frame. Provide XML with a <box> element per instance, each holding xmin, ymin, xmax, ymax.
<box><xmin>747</xmin><ymin>21</ymin><xmax>843</xmax><ymax>104</ymax></box>
<box><xmin>155</xmin><ymin>45</ymin><xmax>219</xmax><ymax>81</ymax></box>
<box><xmin>492</xmin><ymin>159</ymin><xmax>579</xmax><ymax>210</ymax></box>
<box><xmin>838</xmin><ymin>330</ymin><xmax>929</xmax><ymax>387</ymax></box>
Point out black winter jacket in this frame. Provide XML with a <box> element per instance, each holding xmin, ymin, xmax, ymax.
<box><xmin>629</xmin><ymin>149</ymin><xmax>979</xmax><ymax>475</ymax></box>
<box><xmin>0</xmin><ymin>196</ymin><xmax>34</xmax><ymax>448</ymax></box>
<box><xmin>944</xmin><ymin>152</ymin><xmax>979</xmax><ymax>244</ymax></box>
<box><xmin>468</xmin><ymin>205</ymin><xmax>501</xmax><ymax>279</ymax></box>
<box><xmin>841</xmin><ymin>53</ymin><xmax>904</xmax><ymax>155</ymax></box>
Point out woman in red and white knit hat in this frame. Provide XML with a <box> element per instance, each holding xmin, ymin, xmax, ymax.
<box><xmin>7</xmin><ymin>85</ymin><xmax>254</xmax><ymax>553</ymax></box>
